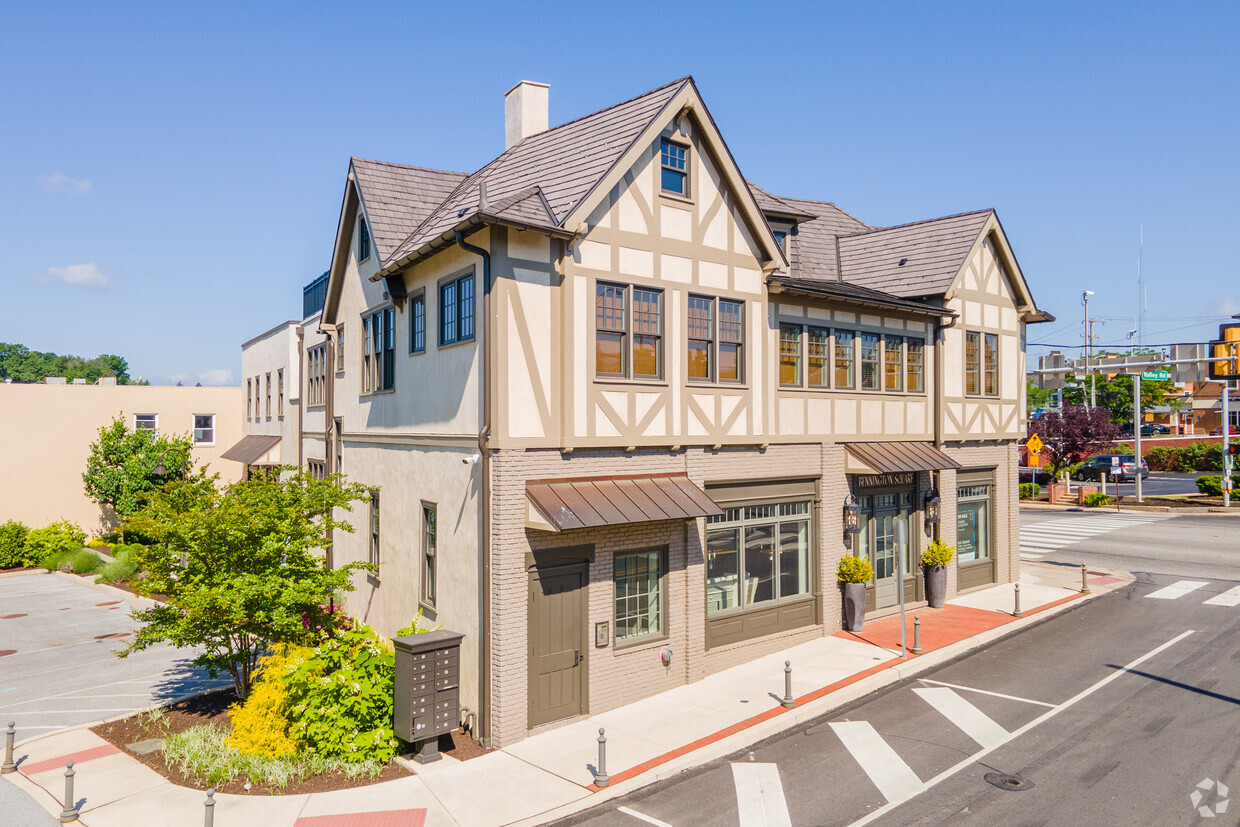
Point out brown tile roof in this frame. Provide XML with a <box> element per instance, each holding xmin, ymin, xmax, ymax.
<box><xmin>383</xmin><ymin>77</ymin><xmax>692</xmax><ymax>270</ymax></box>
<box><xmin>526</xmin><ymin>473</ymin><xmax>722</xmax><ymax>532</ymax></box>
<box><xmin>753</xmin><ymin>193</ymin><xmax>870</xmax><ymax>281</ymax></box>
<box><xmin>350</xmin><ymin>159</ymin><xmax>466</xmax><ymax>265</ymax></box>
<box><xmin>837</xmin><ymin>209</ymin><xmax>994</xmax><ymax>298</ymax></box>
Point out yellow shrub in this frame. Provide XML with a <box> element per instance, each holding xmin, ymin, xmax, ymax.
<box><xmin>226</xmin><ymin>646</ymin><xmax>306</xmax><ymax>759</ymax></box>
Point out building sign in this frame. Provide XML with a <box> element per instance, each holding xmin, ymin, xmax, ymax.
<box><xmin>854</xmin><ymin>472</ymin><xmax>915</xmax><ymax>489</ymax></box>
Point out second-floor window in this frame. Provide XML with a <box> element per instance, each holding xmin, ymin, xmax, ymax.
<box><xmin>277</xmin><ymin>369</ymin><xmax>285</xmax><ymax>416</ymax></box>
<box><xmin>984</xmin><ymin>333</ymin><xmax>999</xmax><ymax>395</ymax></box>
<box><xmin>779</xmin><ymin>324</ymin><xmax>801</xmax><ymax>386</ymax></box>
<box><xmin>965</xmin><ymin>331</ymin><xmax>999</xmax><ymax>396</ymax></box>
<box><xmin>808</xmin><ymin>327</ymin><xmax>830</xmax><ymax>388</ymax></box>
<box><xmin>358</xmin><ymin>218</ymin><xmax>371</xmax><ymax>262</ymax></box>
<box><xmin>884</xmin><ymin>337</ymin><xmax>903</xmax><ymax>392</ymax></box>
<box><xmin>860</xmin><ymin>333</ymin><xmax>881</xmax><ymax>390</ymax></box>
<box><xmin>265</xmin><ymin>372</ymin><xmax>272</xmax><ymax>417</ymax></box>
<box><xmin>440</xmin><ymin>273</ymin><xmax>475</xmax><ymax>346</ymax></box>
<box><xmin>193</xmin><ymin>414</ymin><xmax>215</xmax><ymax>445</ymax></box>
<box><xmin>835</xmin><ymin>331</ymin><xmax>855</xmax><ymax>389</ymax></box>
<box><xmin>135</xmin><ymin>413</ymin><xmax>157</xmax><ymax>433</ymax></box>
<box><xmin>907</xmin><ymin>338</ymin><xmax>924</xmax><ymax>392</ymax></box>
<box><xmin>362</xmin><ymin>307</ymin><xmax>395</xmax><ymax>393</ymax></box>
<box><xmin>595</xmin><ymin>282</ymin><xmax>663</xmax><ymax>380</ymax></box>
<box><xmin>307</xmin><ymin>344</ymin><xmax>327</xmax><ymax>407</ymax></box>
<box><xmin>246</xmin><ymin>379</ymin><xmax>252</xmax><ymax>419</ymax></box>
<box><xmin>688</xmin><ymin>295</ymin><xmax>744</xmax><ymax>383</ymax></box>
<box><xmin>335</xmin><ymin>325</ymin><xmax>345</xmax><ymax>372</ymax></box>
<box><xmin>409</xmin><ymin>292</ymin><xmax>425</xmax><ymax>354</ymax></box>
<box><xmin>660</xmin><ymin>139</ymin><xmax>688</xmax><ymax>196</ymax></box>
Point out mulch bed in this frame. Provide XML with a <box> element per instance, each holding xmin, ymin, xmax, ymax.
<box><xmin>91</xmin><ymin>688</ymin><xmax>490</xmax><ymax>795</ymax></box>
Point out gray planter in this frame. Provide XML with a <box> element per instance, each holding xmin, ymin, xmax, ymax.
<box><xmin>842</xmin><ymin>582</ymin><xmax>867</xmax><ymax>631</ymax></box>
<box><xmin>925</xmin><ymin>565</ymin><xmax>947</xmax><ymax>609</ymax></box>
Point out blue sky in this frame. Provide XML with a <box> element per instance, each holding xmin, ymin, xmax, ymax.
<box><xmin>2</xmin><ymin>1</ymin><xmax>1236</xmax><ymax>384</ymax></box>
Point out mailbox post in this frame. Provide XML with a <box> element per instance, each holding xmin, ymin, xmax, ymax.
<box><xmin>393</xmin><ymin>630</ymin><xmax>465</xmax><ymax>764</ymax></box>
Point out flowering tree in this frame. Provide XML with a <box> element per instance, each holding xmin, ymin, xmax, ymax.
<box><xmin>120</xmin><ymin>471</ymin><xmax>372</xmax><ymax>699</ymax></box>
<box><xmin>1027</xmin><ymin>405</ymin><xmax>1121</xmax><ymax>473</ymax></box>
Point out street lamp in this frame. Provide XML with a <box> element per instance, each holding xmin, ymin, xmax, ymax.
<box><xmin>842</xmin><ymin>495</ymin><xmax>861</xmax><ymax>550</ymax></box>
<box><xmin>152</xmin><ymin>446</ymin><xmax>187</xmax><ymax>479</ymax></box>
<box><xmin>923</xmin><ymin>488</ymin><xmax>941</xmax><ymax>535</ymax></box>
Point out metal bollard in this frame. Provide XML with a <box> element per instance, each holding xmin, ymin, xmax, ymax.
<box><xmin>912</xmin><ymin>616</ymin><xmax>923</xmax><ymax>655</ymax></box>
<box><xmin>1081</xmin><ymin>563</ymin><xmax>1091</xmax><ymax>594</ymax></box>
<box><xmin>2</xmin><ymin>721</ymin><xmax>15</xmax><ymax>774</ymax></box>
<box><xmin>1013</xmin><ymin>583</ymin><xmax>1023</xmax><ymax>617</ymax></box>
<box><xmin>59</xmin><ymin>760</ymin><xmax>78</xmax><ymax>823</ymax></box>
<box><xmin>781</xmin><ymin>661</ymin><xmax>794</xmax><ymax>709</ymax></box>
<box><xmin>594</xmin><ymin>728</ymin><xmax>609</xmax><ymax>788</ymax></box>
<box><xmin>204</xmin><ymin>788</ymin><xmax>215</xmax><ymax>827</ymax></box>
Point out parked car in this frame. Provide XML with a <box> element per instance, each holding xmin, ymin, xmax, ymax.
<box><xmin>1073</xmin><ymin>454</ymin><xmax>1150</xmax><ymax>483</ymax></box>
<box><xmin>1139</xmin><ymin>423</ymin><xmax>1170</xmax><ymax>436</ymax></box>
<box><xmin>1210</xmin><ymin>424</ymin><xmax>1240</xmax><ymax>436</ymax></box>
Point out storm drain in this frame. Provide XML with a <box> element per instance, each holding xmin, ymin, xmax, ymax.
<box><xmin>985</xmin><ymin>772</ymin><xmax>1034</xmax><ymax>791</ymax></box>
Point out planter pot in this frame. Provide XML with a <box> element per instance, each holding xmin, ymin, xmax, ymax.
<box><xmin>925</xmin><ymin>565</ymin><xmax>947</xmax><ymax>609</ymax></box>
<box><xmin>842</xmin><ymin>582</ymin><xmax>867</xmax><ymax>631</ymax></box>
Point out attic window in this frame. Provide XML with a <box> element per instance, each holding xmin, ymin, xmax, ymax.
<box><xmin>660</xmin><ymin>139</ymin><xmax>688</xmax><ymax>197</ymax></box>
<box><xmin>358</xmin><ymin>218</ymin><xmax>371</xmax><ymax>262</ymax></box>
<box><xmin>773</xmin><ymin>231</ymin><xmax>788</xmax><ymax>252</ymax></box>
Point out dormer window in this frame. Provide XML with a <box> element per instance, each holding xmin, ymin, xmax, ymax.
<box><xmin>660</xmin><ymin>139</ymin><xmax>688</xmax><ymax>196</ymax></box>
<box><xmin>773</xmin><ymin>230</ymin><xmax>787</xmax><ymax>252</ymax></box>
<box><xmin>358</xmin><ymin>218</ymin><xmax>371</xmax><ymax>262</ymax></box>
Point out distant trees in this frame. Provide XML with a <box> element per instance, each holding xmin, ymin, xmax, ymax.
<box><xmin>1027</xmin><ymin>405</ymin><xmax>1121</xmax><ymax>473</ymax></box>
<box><xmin>0</xmin><ymin>342</ymin><xmax>131</xmax><ymax>384</ymax></box>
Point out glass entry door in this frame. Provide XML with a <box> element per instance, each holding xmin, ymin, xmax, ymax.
<box><xmin>860</xmin><ymin>492</ymin><xmax>915</xmax><ymax>609</ymax></box>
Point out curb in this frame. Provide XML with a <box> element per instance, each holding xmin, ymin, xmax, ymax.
<box><xmin>516</xmin><ymin>579</ymin><xmax>1124</xmax><ymax>826</ymax></box>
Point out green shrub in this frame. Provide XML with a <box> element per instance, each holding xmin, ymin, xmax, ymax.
<box><xmin>0</xmin><ymin>520</ymin><xmax>33</xmax><ymax>569</ymax></box>
<box><xmin>921</xmin><ymin>538</ymin><xmax>955</xmax><ymax>568</ymax></box>
<box><xmin>283</xmin><ymin>623</ymin><xmax>402</xmax><ymax>763</ymax></box>
<box><xmin>1083</xmin><ymin>493</ymin><xmax>1113</xmax><ymax>508</ymax></box>
<box><xmin>67</xmin><ymin>550</ymin><xmax>103</xmax><ymax>574</ymax></box>
<box><xmin>26</xmin><ymin>521</ymin><xmax>87</xmax><ymax>562</ymax></box>
<box><xmin>1195</xmin><ymin>475</ymin><xmax>1240</xmax><ymax>496</ymax></box>
<box><xmin>87</xmin><ymin>538</ymin><xmax>111</xmax><ymax>550</ymax></box>
<box><xmin>1145</xmin><ymin>443</ymin><xmax>1223</xmax><ymax>472</ymax></box>
<box><xmin>836</xmin><ymin>554</ymin><xmax>873</xmax><ymax>583</ymax></box>
<box><xmin>1019</xmin><ymin>483</ymin><xmax>1040</xmax><ymax>500</ymax></box>
<box><xmin>96</xmin><ymin>556</ymin><xmax>139</xmax><ymax>585</ymax></box>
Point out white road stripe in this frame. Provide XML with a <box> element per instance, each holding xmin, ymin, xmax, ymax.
<box><xmin>618</xmin><ymin>806</ymin><xmax>674</xmax><ymax>827</ymax></box>
<box><xmin>848</xmin><ymin>630</ymin><xmax>1195</xmax><ymax>826</ymax></box>
<box><xmin>829</xmin><ymin>721</ymin><xmax>923</xmax><ymax>804</ymax></box>
<box><xmin>912</xmin><ymin>687</ymin><xmax>1009</xmax><ymax>748</ymax></box>
<box><xmin>916</xmin><ymin>679</ymin><xmax>1056</xmax><ymax>708</ymax></box>
<box><xmin>730</xmin><ymin>763</ymin><xmax>792</xmax><ymax>827</ymax></box>
<box><xmin>1203</xmin><ymin>585</ymin><xmax>1240</xmax><ymax>607</ymax></box>
<box><xmin>1146</xmin><ymin>580</ymin><xmax>1210</xmax><ymax>600</ymax></box>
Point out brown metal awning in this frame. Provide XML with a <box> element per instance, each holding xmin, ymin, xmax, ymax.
<box><xmin>844</xmin><ymin>442</ymin><xmax>962</xmax><ymax>475</ymax></box>
<box><xmin>526</xmin><ymin>474</ymin><xmax>723</xmax><ymax>533</ymax></box>
<box><xmin>220</xmin><ymin>434</ymin><xmax>282</xmax><ymax>465</ymax></box>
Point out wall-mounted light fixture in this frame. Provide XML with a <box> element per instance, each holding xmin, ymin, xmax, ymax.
<box><xmin>843</xmin><ymin>495</ymin><xmax>861</xmax><ymax>549</ymax></box>
<box><xmin>924</xmin><ymin>488</ymin><xmax>942</xmax><ymax>535</ymax></box>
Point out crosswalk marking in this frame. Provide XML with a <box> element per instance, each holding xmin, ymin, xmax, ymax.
<box><xmin>1147</xmin><ymin>580</ymin><xmax>1210</xmax><ymax>600</ymax></box>
<box><xmin>1203</xmin><ymin>585</ymin><xmax>1240</xmax><ymax>607</ymax></box>
<box><xmin>912</xmin><ymin>687</ymin><xmax>1009</xmax><ymax>748</ymax></box>
<box><xmin>1020</xmin><ymin>512</ymin><xmax>1171</xmax><ymax>558</ymax></box>
<box><xmin>730</xmin><ymin>763</ymin><xmax>792</xmax><ymax>827</ymax></box>
<box><xmin>829</xmin><ymin>721</ymin><xmax>924</xmax><ymax>804</ymax></box>
<box><xmin>618</xmin><ymin>806</ymin><xmax>675</xmax><ymax>827</ymax></box>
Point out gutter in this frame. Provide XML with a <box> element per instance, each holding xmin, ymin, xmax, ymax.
<box><xmin>374</xmin><ymin>215</ymin><xmax>572</xmax><ymax>283</ymax></box>
<box><xmin>454</xmin><ymin>228</ymin><xmax>493</xmax><ymax>748</ymax></box>
<box><xmin>934</xmin><ymin>311</ymin><xmax>957</xmax><ymax>450</ymax></box>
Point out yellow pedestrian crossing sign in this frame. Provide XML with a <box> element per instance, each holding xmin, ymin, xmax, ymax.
<box><xmin>1026</xmin><ymin>434</ymin><xmax>1043</xmax><ymax>458</ymax></box>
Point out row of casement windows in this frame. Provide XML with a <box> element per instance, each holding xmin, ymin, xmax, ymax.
<box><xmin>367</xmin><ymin>491</ymin><xmax>438</xmax><ymax>609</ymax></box>
<box><xmin>779</xmin><ymin>325</ymin><xmax>924</xmax><ymax>392</ymax></box>
<box><xmin>246</xmin><ymin>370</ymin><xmax>285</xmax><ymax>419</ymax></box>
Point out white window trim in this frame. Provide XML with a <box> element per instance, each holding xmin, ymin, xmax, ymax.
<box><xmin>192</xmin><ymin>413</ymin><xmax>216</xmax><ymax>446</ymax></box>
<box><xmin>133</xmin><ymin>413</ymin><xmax>159</xmax><ymax>435</ymax></box>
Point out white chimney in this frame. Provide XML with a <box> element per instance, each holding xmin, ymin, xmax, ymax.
<box><xmin>505</xmin><ymin>80</ymin><xmax>549</xmax><ymax>150</ymax></box>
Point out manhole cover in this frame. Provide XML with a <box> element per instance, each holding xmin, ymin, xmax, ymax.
<box><xmin>0</xmin><ymin>613</ymin><xmax>27</xmax><ymax>619</ymax></box>
<box><xmin>985</xmin><ymin>772</ymin><xmax>1034</xmax><ymax>791</ymax></box>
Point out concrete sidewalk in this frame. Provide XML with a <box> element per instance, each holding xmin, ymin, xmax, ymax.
<box><xmin>2</xmin><ymin>561</ymin><xmax>1132</xmax><ymax>827</ymax></box>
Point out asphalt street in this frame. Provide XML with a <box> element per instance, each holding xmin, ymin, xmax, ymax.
<box><xmin>557</xmin><ymin>512</ymin><xmax>1240</xmax><ymax>827</ymax></box>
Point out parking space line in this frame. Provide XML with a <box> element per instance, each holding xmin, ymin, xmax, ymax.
<box><xmin>1203</xmin><ymin>585</ymin><xmax>1240</xmax><ymax>607</ymax></box>
<box><xmin>617</xmin><ymin>806</ymin><xmax>674</xmax><ymax>826</ymax></box>
<box><xmin>913</xmin><ymin>687</ymin><xmax>1008</xmax><ymax>748</ymax></box>
<box><xmin>731</xmin><ymin>763</ymin><xmax>793</xmax><ymax>827</ymax></box>
<box><xmin>916</xmin><ymin>679</ymin><xmax>1056</xmax><ymax>708</ymax></box>
<box><xmin>1146</xmin><ymin>581</ymin><xmax>1210</xmax><ymax>600</ymax></box>
<box><xmin>829</xmin><ymin>721</ymin><xmax>923</xmax><ymax>805</ymax></box>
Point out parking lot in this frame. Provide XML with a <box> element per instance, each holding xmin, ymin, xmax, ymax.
<box><xmin>0</xmin><ymin>571</ymin><xmax>230</xmax><ymax>736</ymax></box>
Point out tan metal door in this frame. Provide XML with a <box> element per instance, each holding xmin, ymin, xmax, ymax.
<box><xmin>528</xmin><ymin>565</ymin><xmax>586</xmax><ymax>728</ymax></box>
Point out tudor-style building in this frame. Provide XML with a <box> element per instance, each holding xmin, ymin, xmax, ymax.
<box><xmin>235</xmin><ymin>76</ymin><xmax>1050</xmax><ymax>748</ymax></box>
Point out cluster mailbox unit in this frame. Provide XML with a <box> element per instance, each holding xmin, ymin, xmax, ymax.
<box><xmin>392</xmin><ymin>630</ymin><xmax>465</xmax><ymax>763</ymax></box>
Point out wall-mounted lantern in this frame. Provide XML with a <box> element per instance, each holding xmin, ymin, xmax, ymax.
<box><xmin>924</xmin><ymin>488</ymin><xmax>942</xmax><ymax>535</ymax></box>
<box><xmin>843</xmin><ymin>495</ymin><xmax>861</xmax><ymax>549</ymax></box>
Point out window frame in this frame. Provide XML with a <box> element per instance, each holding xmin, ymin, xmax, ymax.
<box><xmin>860</xmin><ymin>333</ymin><xmax>882</xmax><ymax>391</ymax></box>
<box><xmin>834</xmin><ymin>330</ymin><xmax>856</xmax><ymax>389</ymax></box>
<box><xmin>368</xmin><ymin>489</ymin><xmax>381</xmax><ymax>574</ymax></box>
<box><xmin>421</xmin><ymin>501</ymin><xmax>437</xmax><ymax>610</ymax></box>
<box><xmin>613</xmin><ymin>546</ymin><xmax>669</xmax><ymax>647</ymax></box>
<box><xmin>335</xmin><ymin>325</ymin><xmax>345</xmax><ymax>373</ymax></box>
<box><xmin>246</xmin><ymin>379</ymin><xmax>252</xmax><ymax>419</ymax></box>
<box><xmin>361</xmin><ymin>306</ymin><xmax>396</xmax><ymax>394</ymax></box>
<box><xmin>358</xmin><ymin>217</ymin><xmax>371</xmax><ymax>262</ymax></box>
<box><xmin>906</xmin><ymin>337</ymin><xmax>925</xmax><ymax>393</ymax></box>
<box><xmin>807</xmin><ymin>326</ymin><xmax>831</xmax><ymax>389</ymax></box>
<box><xmin>409</xmin><ymin>291</ymin><xmax>426</xmax><ymax>355</ymax></box>
<box><xmin>965</xmin><ymin>331</ymin><xmax>982</xmax><ymax>396</ymax></box>
<box><xmin>884</xmin><ymin>336</ymin><xmax>904</xmax><ymax>392</ymax></box>
<box><xmin>134</xmin><ymin>413</ymin><xmax>158</xmax><ymax>434</ymax></box>
<box><xmin>306</xmin><ymin>343</ymin><xmax>327</xmax><ymax>407</ymax></box>
<box><xmin>659</xmin><ymin>138</ymin><xmax>690</xmax><ymax>198</ymax></box>
<box><xmin>277</xmin><ymin>369</ymin><xmax>285</xmax><ymax>416</ymax></box>
<box><xmin>717</xmin><ymin>299</ymin><xmax>745</xmax><ymax>384</ymax></box>
<box><xmin>265</xmin><ymin>372</ymin><xmax>272</xmax><ymax>418</ymax></box>
<box><xmin>779</xmin><ymin>323</ymin><xmax>803</xmax><ymax>387</ymax></box>
<box><xmin>705</xmin><ymin>501</ymin><xmax>814</xmax><ymax>617</ymax></box>
<box><xmin>439</xmin><ymin>270</ymin><xmax>476</xmax><ymax>347</ymax></box>
<box><xmin>192</xmin><ymin>414</ymin><xmax>215</xmax><ymax>446</ymax></box>
<box><xmin>983</xmin><ymin>332</ymin><xmax>999</xmax><ymax>396</ymax></box>
<box><xmin>593</xmin><ymin>281</ymin><xmax>665</xmax><ymax>381</ymax></box>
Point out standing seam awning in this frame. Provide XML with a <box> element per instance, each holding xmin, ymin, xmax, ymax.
<box><xmin>526</xmin><ymin>474</ymin><xmax>723</xmax><ymax>532</ymax></box>
<box><xmin>220</xmin><ymin>434</ymin><xmax>282</xmax><ymax>465</ymax></box>
<box><xmin>844</xmin><ymin>442</ymin><xmax>962</xmax><ymax>475</ymax></box>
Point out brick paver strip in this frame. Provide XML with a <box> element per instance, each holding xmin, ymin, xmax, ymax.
<box><xmin>20</xmin><ymin>744</ymin><xmax>121</xmax><ymax>775</ymax></box>
<box><xmin>294</xmin><ymin>810</ymin><xmax>426</xmax><ymax>827</ymax></box>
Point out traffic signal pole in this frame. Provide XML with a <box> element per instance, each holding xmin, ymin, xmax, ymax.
<box><xmin>1134</xmin><ymin>372</ymin><xmax>1143</xmax><ymax>503</ymax></box>
<box><xmin>1224</xmin><ymin>383</ymin><xmax>1231</xmax><ymax>508</ymax></box>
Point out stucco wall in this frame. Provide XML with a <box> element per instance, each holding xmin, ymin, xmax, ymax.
<box><xmin>241</xmin><ymin>322</ymin><xmax>301</xmax><ymax>466</ymax></box>
<box><xmin>0</xmin><ymin>383</ymin><xmax>242</xmax><ymax>535</ymax></box>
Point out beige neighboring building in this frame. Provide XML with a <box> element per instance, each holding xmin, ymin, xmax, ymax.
<box><xmin>242</xmin><ymin>76</ymin><xmax>1050</xmax><ymax>748</ymax></box>
<box><xmin>0</xmin><ymin>382</ymin><xmax>242</xmax><ymax>535</ymax></box>
<box><xmin>230</xmin><ymin>319</ymin><xmax>304</xmax><ymax>476</ymax></box>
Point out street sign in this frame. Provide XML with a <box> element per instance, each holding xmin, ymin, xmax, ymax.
<box><xmin>1026</xmin><ymin>433</ymin><xmax>1043</xmax><ymax>457</ymax></box>
<box><xmin>1141</xmin><ymin>370</ymin><xmax>1170</xmax><ymax>381</ymax></box>
<box><xmin>1170</xmin><ymin>343</ymin><xmax>1210</xmax><ymax>384</ymax></box>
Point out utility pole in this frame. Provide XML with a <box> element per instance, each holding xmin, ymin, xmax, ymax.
<box><xmin>1082</xmin><ymin>290</ymin><xmax>1094</xmax><ymax>408</ymax></box>
<box><xmin>1086</xmin><ymin>316</ymin><xmax>1105</xmax><ymax>408</ymax></box>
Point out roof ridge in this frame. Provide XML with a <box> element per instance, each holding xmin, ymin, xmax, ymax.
<box><xmin>841</xmin><ymin>207</ymin><xmax>994</xmax><ymax>238</ymax></box>
<box><xmin>351</xmin><ymin>157</ymin><xmax>468</xmax><ymax>177</ymax></box>
<box><xmin>508</xmin><ymin>75</ymin><xmax>693</xmax><ymax>150</ymax></box>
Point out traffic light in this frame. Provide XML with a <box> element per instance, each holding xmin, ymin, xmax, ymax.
<box><xmin>1229</xmin><ymin>443</ymin><xmax>1240</xmax><ymax>457</ymax></box>
<box><xmin>1208</xmin><ymin>323</ymin><xmax>1240</xmax><ymax>381</ymax></box>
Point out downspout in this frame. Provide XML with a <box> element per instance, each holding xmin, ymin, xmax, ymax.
<box><xmin>296</xmin><ymin>325</ymin><xmax>305</xmax><ymax>469</ymax></box>
<box><xmin>933</xmin><ymin>311</ymin><xmax>958</xmax><ymax>543</ymax></box>
<box><xmin>320</xmin><ymin>321</ymin><xmax>337</xmax><ymax>570</ymax></box>
<box><xmin>454</xmin><ymin>228</ymin><xmax>492</xmax><ymax>748</ymax></box>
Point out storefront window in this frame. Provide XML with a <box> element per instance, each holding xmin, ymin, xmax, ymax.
<box><xmin>956</xmin><ymin>484</ymin><xmax>991</xmax><ymax>562</ymax></box>
<box><xmin>707</xmin><ymin>501</ymin><xmax>811</xmax><ymax>616</ymax></box>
